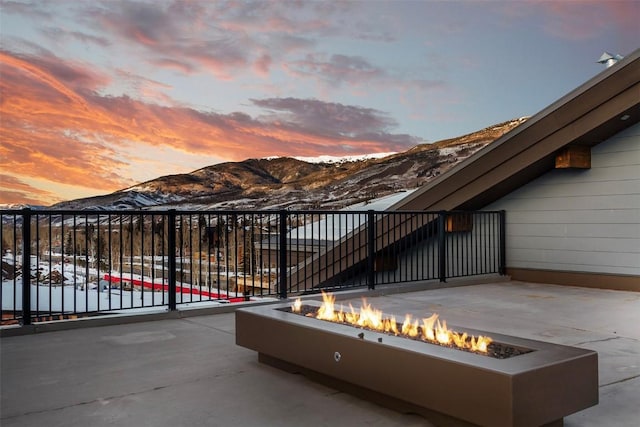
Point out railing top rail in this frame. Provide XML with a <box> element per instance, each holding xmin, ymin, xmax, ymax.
<box><xmin>1</xmin><ymin>208</ymin><xmax>505</xmax><ymax>216</ymax></box>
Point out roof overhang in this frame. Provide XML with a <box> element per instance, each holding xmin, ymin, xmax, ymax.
<box><xmin>392</xmin><ymin>48</ymin><xmax>640</xmax><ymax>211</ymax></box>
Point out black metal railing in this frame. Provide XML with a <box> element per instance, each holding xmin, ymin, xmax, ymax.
<box><xmin>1</xmin><ymin>208</ymin><xmax>505</xmax><ymax>325</ymax></box>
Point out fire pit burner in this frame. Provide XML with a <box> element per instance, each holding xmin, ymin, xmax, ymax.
<box><xmin>237</xmin><ymin>300</ymin><xmax>598</xmax><ymax>427</ymax></box>
<box><xmin>279</xmin><ymin>305</ymin><xmax>532</xmax><ymax>359</ymax></box>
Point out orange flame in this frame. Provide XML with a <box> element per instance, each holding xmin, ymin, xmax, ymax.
<box><xmin>292</xmin><ymin>292</ymin><xmax>493</xmax><ymax>354</ymax></box>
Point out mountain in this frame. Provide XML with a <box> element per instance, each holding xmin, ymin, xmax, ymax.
<box><xmin>51</xmin><ymin>118</ymin><xmax>528</xmax><ymax>211</ymax></box>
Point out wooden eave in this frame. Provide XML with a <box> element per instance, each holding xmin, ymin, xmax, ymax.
<box><xmin>391</xmin><ymin>48</ymin><xmax>640</xmax><ymax>212</ymax></box>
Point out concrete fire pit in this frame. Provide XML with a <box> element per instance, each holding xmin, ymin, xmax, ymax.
<box><xmin>236</xmin><ymin>301</ymin><xmax>598</xmax><ymax>427</ymax></box>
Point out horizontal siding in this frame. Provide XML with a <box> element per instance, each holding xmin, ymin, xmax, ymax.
<box><xmin>487</xmin><ymin>122</ymin><xmax>640</xmax><ymax>276</ymax></box>
<box><xmin>507</xmin><ymin>209</ymin><xmax>639</xmax><ymax>225</ymax></box>
<box><xmin>495</xmin><ymin>194</ymin><xmax>640</xmax><ymax>211</ymax></box>
<box><xmin>595</xmin><ymin>124</ymin><xmax>639</xmax><ymax>151</ymax></box>
<box><xmin>501</xmin><ymin>178</ymin><xmax>639</xmax><ymax>199</ymax></box>
<box><xmin>507</xmin><ymin>165</ymin><xmax>640</xmax><ymax>186</ymax></box>
<box><xmin>510</xmin><ymin>223</ymin><xmax>640</xmax><ymax>239</ymax></box>
<box><xmin>509</xmin><ymin>235</ymin><xmax>638</xmax><ymax>253</ymax></box>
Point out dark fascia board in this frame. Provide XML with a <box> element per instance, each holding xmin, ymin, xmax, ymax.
<box><xmin>391</xmin><ymin>48</ymin><xmax>640</xmax><ymax>212</ymax></box>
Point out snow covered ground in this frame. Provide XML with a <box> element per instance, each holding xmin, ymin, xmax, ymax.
<box><xmin>3</xmin><ymin>280</ymin><xmax>165</xmax><ymax>312</ymax></box>
<box><xmin>291</xmin><ymin>152</ymin><xmax>397</xmax><ymax>164</ymax></box>
<box><xmin>2</xmin><ymin>254</ymin><xmax>254</xmax><ymax>316</ymax></box>
<box><xmin>1</xmin><ymin>279</ymin><xmax>244</xmax><ymax>314</ymax></box>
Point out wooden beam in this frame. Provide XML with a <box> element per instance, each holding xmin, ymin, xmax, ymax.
<box><xmin>555</xmin><ymin>146</ymin><xmax>591</xmax><ymax>169</ymax></box>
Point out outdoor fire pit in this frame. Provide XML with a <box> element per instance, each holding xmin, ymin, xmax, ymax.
<box><xmin>236</xmin><ymin>294</ymin><xmax>598</xmax><ymax>427</ymax></box>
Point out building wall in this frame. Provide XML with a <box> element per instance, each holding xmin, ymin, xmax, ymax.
<box><xmin>485</xmin><ymin>122</ymin><xmax>640</xmax><ymax>277</ymax></box>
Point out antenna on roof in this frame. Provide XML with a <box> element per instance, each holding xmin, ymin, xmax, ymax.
<box><xmin>597</xmin><ymin>52</ymin><xmax>624</xmax><ymax>68</ymax></box>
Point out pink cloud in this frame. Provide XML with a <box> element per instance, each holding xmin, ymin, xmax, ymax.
<box><xmin>41</xmin><ymin>27</ymin><xmax>111</xmax><ymax>47</ymax></box>
<box><xmin>150</xmin><ymin>58</ymin><xmax>195</xmax><ymax>74</ymax></box>
<box><xmin>505</xmin><ymin>0</ymin><xmax>640</xmax><ymax>41</ymax></box>
<box><xmin>254</xmin><ymin>53</ymin><xmax>272</xmax><ymax>77</ymax></box>
<box><xmin>286</xmin><ymin>53</ymin><xmax>387</xmax><ymax>86</ymax></box>
<box><xmin>89</xmin><ymin>1</ymin><xmax>249</xmax><ymax>77</ymax></box>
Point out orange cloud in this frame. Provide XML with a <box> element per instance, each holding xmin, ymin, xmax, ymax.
<box><xmin>0</xmin><ymin>175</ymin><xmax>61</xmax><ymax>205</ymax></box>
<box><xmin>0</xmin><ymin>49</ymin><xmax>418</xmax><ymax>206</ymax></box>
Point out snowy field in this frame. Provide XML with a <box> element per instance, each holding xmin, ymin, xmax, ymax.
<box><xmin>1</xmin><ymin>279</ymin><xmax>243</xmax><ymax>315</ymax></box>
<box><xmin>2</xmin><ymin>247</ymin><xmax>256</xmax><ymax>315</ymax></box>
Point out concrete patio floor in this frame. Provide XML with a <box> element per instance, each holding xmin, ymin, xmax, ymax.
<box><xmin>1</xmin><ymin>280</ymin><xmax>639</xmax><ymax>426</ymax></box>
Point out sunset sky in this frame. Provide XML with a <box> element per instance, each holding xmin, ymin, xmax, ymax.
<box><xmin>1</xmin><ymin>0</ymin><xmax>638</xmax><ymax>206</ymax></box>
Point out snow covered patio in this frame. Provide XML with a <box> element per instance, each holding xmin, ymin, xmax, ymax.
<box><xmin>2</xmin><ymin>280</ymin><xmax>639</xmax><ymax>427</ymax></box>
